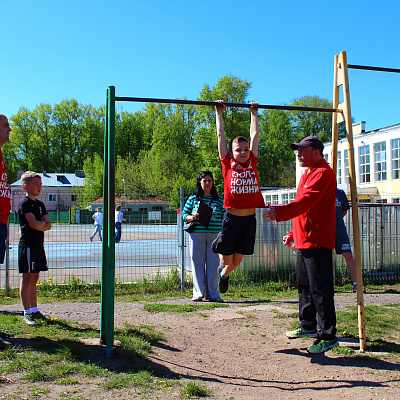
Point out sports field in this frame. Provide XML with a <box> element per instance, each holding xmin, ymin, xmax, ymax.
<box><xmin>3</xmin><ymin>224</ymin><xmax>180</xmax><ymax>287</ymax></box>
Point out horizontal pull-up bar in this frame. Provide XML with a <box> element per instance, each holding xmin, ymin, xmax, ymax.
<box><xmin>115</xmin><ymin>96</ymin><xmax>341</xmax><ymax>113</ymax></box>
<box><xmin>348</xmin><ymin>64</ymin><xmax>400</xmax><ymax>74</ymax></box>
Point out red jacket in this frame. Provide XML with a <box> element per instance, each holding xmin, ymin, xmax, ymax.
<box><xmin>275</xmin><ymin>158</ymin><xmax>336</xmax><ymax>249</ymax></box>
<box><xmin>0</xmin><ymin>150</ymin><xmax>10</xmax><ymax>225</ymax></box>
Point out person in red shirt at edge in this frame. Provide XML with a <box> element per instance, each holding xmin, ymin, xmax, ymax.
<box><xmin>212</xmin><ymin>100</ymin><xmax>265</xmax><ymax>294</ymax></box>
<box><xmin>263</xmin><ymin>136</ymin><xmax>338</xmax><ymax>354</ymax></box>
<box><xmin>0</xmin><ymin>114</ymin><xmax>12</xmax><ymax>349</ymax></box>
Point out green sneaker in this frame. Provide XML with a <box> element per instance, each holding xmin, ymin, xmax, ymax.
<box><xmin>286</xmin><ymin>327</ymin><xmax>318</xmax><ymax>339</ymax></box>
<box><xmin>307</xmin><ymin>338</ymin><xmax>339</xmax><ymax>354</ymax></box>
<box><xmin>23</xmin><ymin>314</ymin><xmax>37</xmax><ymax>326</ymax></box>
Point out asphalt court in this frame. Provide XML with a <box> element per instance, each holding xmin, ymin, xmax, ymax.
<box><xmin>3</xmin><ymin>224</ymin><xmax>182</xmax><ymax>287</ymax></box>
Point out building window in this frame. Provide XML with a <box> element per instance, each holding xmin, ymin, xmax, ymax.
<box><xmin>48</xmin><ymin>194</ymin><xmax>57</xmax><ymax>202</ymax></box>
<box><xmin>281</xmin><ymin>194</ymin><xmax>289</xmax><ymax>204</ymax></box>
<box><xmin>289</xmin><ymin>192</ymin><xmax>296</xmax><ymax>202</ymax></box>
<box><xmin>264</xmin><ymin>195</ymin><xmax>272</xmax><ymax>204</ymax></box>
<box><xmin>71</xmin><ymin>194</ymin><xmax>77</xmax><ymax>202</ymax></box>
<box><xmin>324</xmin><ymin>153</ymin><xmax>329</xmax><ymax>163</ymax></box>
<box><xmin>392</xmin><ymin>138</ymin><xmax>400</xmax><ymax>180</ymax></box>
<box><xmin>344</xmin><ymin>149</ymin><xmax>350</xmax><ymax>184</ymax></box>
<box><xmin>374</xmin><ymin>142</ymin><xmax>387</xmax><ymax>181</ymax></box>
<box><xmin>359</xmin><ymin>145</ymin><xmax>370</xmax><ymax>183</ymax></box>
<box><xmin>152</xmin><ymin>206</ymin><xmax>164</xmax><ymax>211</ymax></box>
<box><xmin>392</xmin><ymin>198</ymin><xmax>400</xmax><ymax>203</ymax></box>
<box><xmin>272</xmin><ymin>195</ymin><xmax>279</xmax><ymax>204</ymax></box>
<box><xmin>337</xmin><ymin>151</ymin><xmax>342</xmax><ymax>184</ymax></box>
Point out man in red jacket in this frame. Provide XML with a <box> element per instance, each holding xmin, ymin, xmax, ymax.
<box><xmin>0</xmin><ymin>114</ymin><xmax>12</xmax><ymax>349</ymax></box>
<box><xmin>263</xmin><ymin>136</ymin><xmax>338</xmax><ymax>354</ymax></box>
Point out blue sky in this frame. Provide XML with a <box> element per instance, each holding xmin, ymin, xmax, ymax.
<box><xmin>3</xmin><ymin>0</ymin><xmax>400</xmax><ymax>132</ymax></box>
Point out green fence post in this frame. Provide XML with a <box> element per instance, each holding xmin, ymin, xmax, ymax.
<box><xmin>100</xmin><ymin>86</ymin><xmax>116</xmax><ymax>357</ymax></box>
<box><xmin>180</xmin><ymin>187</ymin><xmax>185</xmax><ymax>292</ymax></box>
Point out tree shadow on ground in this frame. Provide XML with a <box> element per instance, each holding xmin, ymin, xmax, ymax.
<box><xmin>276</xmin><ymin>347</ymin><xmax>400</xmax><ymax>371</ymax></box>
<box><xmin>146</xmin><ymin>353</ymin><xmax>396</xmax><ymax>392</ymax></box>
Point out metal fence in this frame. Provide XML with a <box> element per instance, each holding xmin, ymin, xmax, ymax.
<box><xmin>2</xmin><ymin>190</ymin><xmax>400</xmax><ymax>290</ymax></box>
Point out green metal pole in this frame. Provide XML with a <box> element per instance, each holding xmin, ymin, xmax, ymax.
<box><xmin>100</xmin><ymin>86</ymin><xmax>116</xmax><ymax>357</ymax></box>
<box><xmin>100</xmin><ymin>88</ymin><xmax>109</xmax><ymax>344</ymax></box>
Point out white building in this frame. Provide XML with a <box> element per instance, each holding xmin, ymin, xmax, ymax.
<box><xmin>324</xmin><ymin>122</ymin><xmax>400</xmax><ymax>203</ymax></box>
<box><xmin>10</xmin><ymin>171</ymin><xmax>85</xmax><ymax>212</ymax></box>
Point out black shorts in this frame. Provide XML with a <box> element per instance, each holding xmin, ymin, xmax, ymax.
<box><xmin>18</xmin><ymin>245</ymin><xmax>48</xmax><ymax>274</ymax></box>
<box><xmin>335</xmin><ymin>231</ymin><xmax>352</xmax><ymax>254</ymax></box>
<box><xmin>214</xmin><ymin>212</ymin><xmax>257</xmax><ymax>256</ymax></box>
<box><xmin>0</xmin><ymin>223</ymin><xmax>7</xmax><ymax>264</ymax></box>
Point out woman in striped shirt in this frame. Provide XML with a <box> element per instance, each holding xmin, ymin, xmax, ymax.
<box><xmin>182</xmin><ymin>171</ymin><xmax>225</xmax><ymax>302</ymax></box>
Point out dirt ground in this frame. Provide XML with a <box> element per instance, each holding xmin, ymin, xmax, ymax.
<box><xmin>1</xmin><ymin>290</ymin><xmax>400</xmax><ymax>399</ymax></box>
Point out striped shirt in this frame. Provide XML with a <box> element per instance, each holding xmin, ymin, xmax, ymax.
<box><xmin>181</xmin><ymin>195</ymin><xmax>225</xmax><ymax>233</ymax></box>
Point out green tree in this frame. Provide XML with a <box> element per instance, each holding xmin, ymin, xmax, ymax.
<box><xmin>115</xmin><ymin>110</ymin><xmax>146</xmax><ymax>160</ymax></box>
<box><xmin>289</xmin><ymin>95</ymin><xmax>338</xmax><ymax>143</ymax></box>
<box><xmin>5</xmin><ymin>107</ymin><xmax>38</xmax><ymax>179</ymax></box>
<box><xmin>139</xmin><ymin>102</ymin><xmax>200</xmax><ymax>198</ymax></box>
<box><xmin>53</xmin><ymin>99</ymin><xmax>100</xmax><ymax>172</ymax></box>
<box><xmin>258</xmin><ymin>109</ymin><xmax>296</xmax><ymax>187</ymax></box>
<box><xmin>82</xmin><ymin>152</ymin><xmax>104</xmax><ymax>200</ymax></box>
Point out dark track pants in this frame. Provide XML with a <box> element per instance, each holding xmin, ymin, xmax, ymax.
<box><xmin>297</xmin><ymin>247</ymin><xmax>336</xmax><ymax>340</ymax></box>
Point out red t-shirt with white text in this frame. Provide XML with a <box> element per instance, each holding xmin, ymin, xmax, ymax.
<box><xmin>221</xmin><ymin>151</ymin><xmax>265</xmax><ymax>209</ymax></box>
<box><xmin>0</xmin><ymin>150</ymin><xmax>11</xmax><ymax>225</ymax></box>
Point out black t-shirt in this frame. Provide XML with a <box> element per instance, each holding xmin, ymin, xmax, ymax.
<box><xmin>18</xmin><ymin>196</ymin><xmax>47</xmax><ymax>247</ymax></box>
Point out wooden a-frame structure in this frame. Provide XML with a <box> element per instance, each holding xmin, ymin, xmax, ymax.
<box><xmin>331</xmin><ymin>51</ymin><xmax>366</xmax><ymax>351</ymax></box>
<box><xmin>331</xmin><ymin>51</ymin><xmax>400</xmax><ymax>352</ymax></box>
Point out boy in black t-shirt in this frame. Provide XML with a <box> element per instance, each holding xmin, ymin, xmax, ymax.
<box><xmin>18</xmin><ymin>171</ymin><xmax>51</xmax><ymax>326</ymax></box>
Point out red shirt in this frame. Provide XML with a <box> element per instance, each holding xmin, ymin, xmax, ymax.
<box><xmin>221</xmin><ymin>151</ymin><xmax>265</xmax><ymax>209</ymax></box>
<box><xmin>0</xmin><ymin>150</ymin><xmax>11</xmax><ymax>225</ymax></box>
<box><xmin>275</xmin><ymin>158</ymin><xmax>336</xmax><ymax>249</ymax></box>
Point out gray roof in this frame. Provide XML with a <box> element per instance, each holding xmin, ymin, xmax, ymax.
<box><xmin>10</xmin><ymin>172</ymin><xmax>86</xmax><ymax>188</ymax></box>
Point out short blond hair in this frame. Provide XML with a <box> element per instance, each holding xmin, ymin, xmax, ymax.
<box><xmin>21</xmin><ymin>171</ymin><xmax>41</xmax><ymax>186</ymax></box>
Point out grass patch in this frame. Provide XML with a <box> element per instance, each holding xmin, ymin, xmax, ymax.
<box><xmin>337</xmin><ymin>303</ymin><xmax>400</xmax><ymax>354</ymax></box>
<box><xmin>333</xmin><ymin>346</ymin><xmax>355</xmax><ymax>356</ymax></box>
<box><xmin>0</xmin><ymin>268</ymin><xmax>300</xmax><ymax>304</ymax></box>
<box><xmin>142</xmin><ymin>302</ymin><xmax>227</xmax><ymax>313</ymax></box>
<box><xmin>0</xmin><ymin>313</ymin><xmax>179</xmax><ymax>396</ymax></box>
<box><xmin>181</xmin><ymin>381</ymin><xmax>211</xmax><ymax>398</ymax></box>
<box><xmin>100</xmin><ymin>370</ymin><xmax>153</xmax><ymax>390</ymax></box>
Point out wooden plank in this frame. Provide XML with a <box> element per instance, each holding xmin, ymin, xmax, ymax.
<box><xmin>337</xmin><ymin>103</ymin><xmax>345</xmax><ymax>123</ymax></box>
<box><xmin>338</xmin><ymin>51</ymin><xmax>366</xmax><ymax>352</ymax></box>
<box><xmin>337</xmin><ymin>62</ymin><xmax>344</xmax><ymax>86</ymax></box>
<box><xmin>331</xmin><ymin>54</ymin><xmax>340</xmax><ymax>175</ymax></box>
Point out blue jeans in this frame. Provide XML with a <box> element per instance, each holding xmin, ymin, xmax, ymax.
<box><xmin>91</xmin><ymin>224</ymin><xmax>102</xmax><ymax>241</ymax></box>
<box><xmin>188</xmin><ymin>232</ymin><xmax>222</xmax><ymax>300</ymax></box>
<box><xmin>115</xmin><ymin>222</ymin><xmax>122</xmax><ymax>243</ymax></box>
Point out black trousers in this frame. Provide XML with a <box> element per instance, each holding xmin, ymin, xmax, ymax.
<box><xmin>297</xmin><ymin>247</ymin><xmax>336</xmax><ymax>340</ymax></box>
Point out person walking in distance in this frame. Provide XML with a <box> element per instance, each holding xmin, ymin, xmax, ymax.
<box><xmin>115</xmin><ymin>205</ymin><xmax>126</xmax><ymax>243</ymax></box>
<box><xmin>90</xmin><ymin>207</ymin><xmax>103</xmax><ymax>242</ymax></box>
